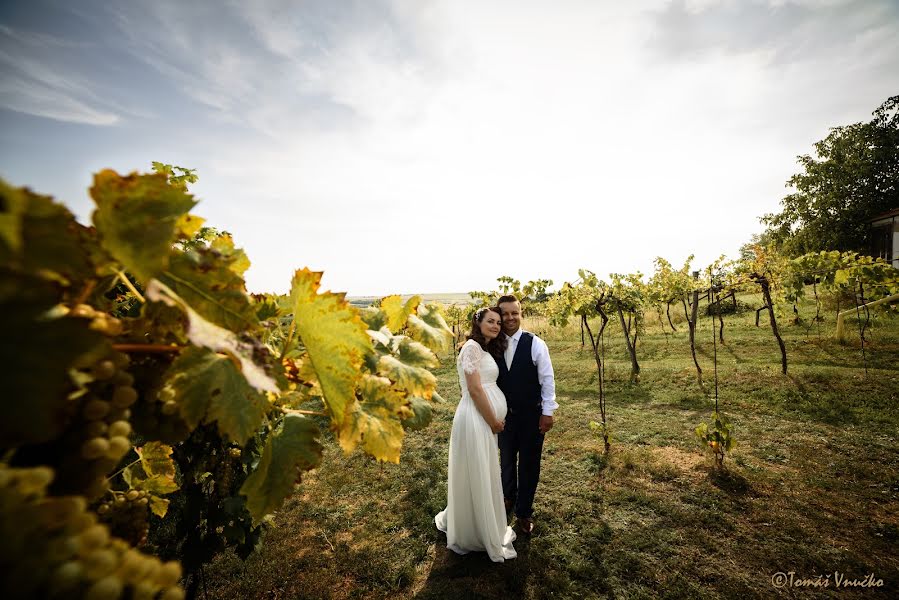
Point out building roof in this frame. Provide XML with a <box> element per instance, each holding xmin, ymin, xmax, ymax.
<box><xmin>868</xmin><ymin>207</ymin><xmax>899</xmax><ymax>222</ymax></box>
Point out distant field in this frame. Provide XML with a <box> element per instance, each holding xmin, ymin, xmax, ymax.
<box><xmin>348</xmin><ymin>292</ymin><xmax>474</xmax><ymax>307</ymax></box>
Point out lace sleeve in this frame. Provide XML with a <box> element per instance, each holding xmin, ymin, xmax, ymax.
<box><xmin>459</xmin><ymin>341</ymin><xmax>483</xmax><ymax>375</ymax></box>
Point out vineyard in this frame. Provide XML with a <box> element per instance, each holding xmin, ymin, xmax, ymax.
<box><xmin>203</xmin><ymin>291</ymin><xmax>899</xmax><ymax>599</ymax></box>
<box><xmin>2</xmin><ymin>166</ymin><xmax>898</xmax><ymax>599</ymax></box>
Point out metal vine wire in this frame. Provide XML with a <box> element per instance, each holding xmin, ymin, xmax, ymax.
<box><xmin>853</xmin><ymin>278</ymin><xmax>869</xmax><ymax>377</ymax></box>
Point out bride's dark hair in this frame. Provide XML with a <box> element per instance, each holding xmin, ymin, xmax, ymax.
<box><xmin>466</xmin><ymin>306</ymin><xmax>507</xmax><ymax>359</ymax></box>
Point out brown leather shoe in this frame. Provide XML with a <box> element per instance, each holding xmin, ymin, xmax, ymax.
<box><xmin>518</xmin><ymin>517</ymin><xmax>535</xmax><ymax>535</ymax></box>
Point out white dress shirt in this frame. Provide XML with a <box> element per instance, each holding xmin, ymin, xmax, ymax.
<box><xmin>504</xmin><ymin>329</ymin><xmax>558</xmax><ymax>417</ymax></box>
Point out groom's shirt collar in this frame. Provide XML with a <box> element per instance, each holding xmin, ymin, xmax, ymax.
<box><xmin>505</xmin><ymin>329</ymin><xmax>523</xmax><ymax>343</ymax></box>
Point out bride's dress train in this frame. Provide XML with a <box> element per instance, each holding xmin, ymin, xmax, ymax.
<box><xmin>435</xmin><ymin>340</ymin><xmax>517</xmax><ymax>562</ymax></box>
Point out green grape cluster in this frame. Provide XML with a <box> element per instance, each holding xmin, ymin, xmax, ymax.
<box><xmin>128</xmin><ymin>356</ymin><xmax>190</xmax><ymax>445</ymax></box>
<box><xmin>68</xmin><ymin>303</ymin><xmax>124</xmax><ymax>337</ymax></box>
<box><xmin>0</xmin><ymin>464</ymin><xmax>184</xmax><ymax>600</ymax></box>
<box><xmin>96</xmin><ymin>490</ymin><xmax>150</xmax><ymax>547</ymax></box>
<box><xmin>13</xmin><ymin>350</ymin><xmax>137</xmax><ymax>502</ymax></box>
<box><xmin>213</xmin><ymin>448</ymin><xmax>243</xmax><ymax>500</ymax></box>
<box><xmin>48</xmin><ymin>351</ymin><xmax>137</xmax><ymax>500</ymax></box>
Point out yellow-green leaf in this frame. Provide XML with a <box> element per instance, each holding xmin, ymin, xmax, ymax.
<box><xmin>90</xmin><ymin>170</ymin><xmax>196</xmax><ymax>281</ymax></box>
<box><xmin>240</xmin><ymin>414</ymin><xmax>323</xmax><ymax>525</ymax></box>
<box><xmin>176</xmin><ymin>213</ymin><xmax>205</xmax><ymax>239</ymax></box>
<box><xmin>126</xmin><ymin>442</ymin><xmax>179</xmax><ymax>516</ymax></box>
<box><xmin>401</xmin><ymin>396</ymin><xmax>433</xmax><ymax>431</ymax></box>
<box><xmin>396</xmin><ymin>337</ymin><xmax>439</xmax><ymax>369</ymax></box>
<box><xmin>135</xmin><ymin>441</ymin><xmax>176</xmax><ymax>479</ymax></box>
<box><xmin>360</xmin><ymin>307</ymin><xmax>387</xmax><ymax>330</ymax></box>
<box><xmin>160</xmin><ymin>236</ymin><xmax>256</xmax><ymax>332</ymax></box>
<box><xmin>211</xmin><ymin>234</ymin><xmax>251</xmax><ymax>276</ymax></box>
<box><xmin>161</xmin><ymin>346</ymin><xmax>268</xmax><ymax>444</ymax></box>
<box><xmin>367</xmin><ymin>327</ymin><xmax>393</xmax><ymax>349</ymax></box>
<box><xmin>137</xmin><ymin>473</ymin><xmax>180</xmax><ymax>497</ymax></box>
<box><xmin>0</xmin><ymin>180</ymin><xmax>97</xmax><ymax>285</ymax></box>
<box><xmin>380</xmin><ymin>295</ymin><xmax>420</xmax><ymax>332</ymax></box>
<box><xmin>148</xmin><ymin>495</ymin><xmax>170</xmax><ymax>518</ymax></box>
<box><xmin>407</xmin><ymin>303</ymin><xmax>453</xmax><ymax>352</ymax></box>
<box><xmin>338</xmin><ymin>375</ymin><xmax>407</xmax><ymax>462</ymax></box>
<box><xmin>289</xmin><ymin>268</ymin><xmax>370</xmax><ymax>424</ymax></box>
<box><xmin>377</xmin><ymin>354</ymin><xmax>437</xmax><ymax>400</ymax></box>
<box><xmin>146</xmin><ymin>279</ymin><xmax>277</xmax><ymax>393</ymax></box>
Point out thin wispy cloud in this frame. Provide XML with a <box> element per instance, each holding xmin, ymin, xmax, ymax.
<box><xmin>0</xmin><ymin>25</ymin><xmax>120</xmax><ymax>124</ymax></box>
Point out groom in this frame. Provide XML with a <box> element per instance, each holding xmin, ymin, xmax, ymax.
<box><xmin>495</xmin><ymin>295</ymin><xmax>557</xmax><ymax>534</ymax></box>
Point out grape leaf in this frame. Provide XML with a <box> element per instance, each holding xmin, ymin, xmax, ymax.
<box><xmin>161</xmin><ymin>347</ymin><xmax>268</xmax><ymax>444</ymax></box>
<box><xmin>366</xmin><ymin>326</ymin><xmax>394</xmax><ymax>350</ymax></box>
<box><xmin>160</xmin><ymin>238</ymin><xmax>256</xmax><ymax>332</ymax></box>
<box><xmin>175</xmin><ymin>213</ymin><xmax>205</xmax><ymax>239</ymax></box>
<box><xmin>288</xmin><ymin>268</ymin><xmax>370</xmax><ymax>424</ymax></box>
<box><xmin>252</xmin><ymin>293</ymin><xmax>286</xmax><ymax>321</ymax></box>
<box><xmin>359</xmin><ymin>306</ymin><xmax>387</xmax><ymax>330</ymax></box>
<box><xmin>124</xmin><ymin>442</ymin><xmax>178</xmax><ymax>517</ymax></box>
<box><xmin>148</xmin><ymin>496</ymin><xmax>171</xmax><ymax>518</ymax></box>
<box><xmin>396</xmin><ymin>337</ymin><xmax>439</xmax><ymax>369</ymax></box>
<box><xmin>90</xmin><ymin>170</ymin><xmax>196</xmax><ymax>281</ymax></box>
<box><xmin>407</xmin><ymin>303</ymin><xmax>453</xmax><ymax>352</ymax></box>
<box><xmin>380</xmin><ymin>295</ymin><xmax>420</xmax><ymax>332</ymax></box>
<box><xmin>377</xmin><ymin>355</ymin><xmax>437</xmax><ymax>399</ymax></box>
<box><xmin>338</xmin><ymin>375</ymin><xmax>408</xmax><ymax>462</ymax></box>
<box><xmin>240</xmin><ymin>414</ymin><xmax>322</xmax><ymax>525</ymax></box>
<box><xmin>211</xmin><ymin>234</ymin><xmax>251</xmax><ymax>276</ymax></box>
<box><xmin>146</xmin><ymin>279</ymin><xmax>277</xmax><ymax>393</ymax></box>
<box><xmin>0</xmin><ymin>180</ymin><xmax>95</xmax><ymax>286</ymax></box>
<box><xmin>401</xmin><ymin>396</ymin><xmax>433</xmax><ymax>431</ymax></box>
<box><xmin>135</xmin><ymin>441</ymin><xmax>176</xmax><ymax>479</ymax></box>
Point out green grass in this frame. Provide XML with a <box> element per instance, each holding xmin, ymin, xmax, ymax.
<box><xmin>204</xmin><ymin>293</ymin><xmax>899</xmax><ymax>599</ymax></box>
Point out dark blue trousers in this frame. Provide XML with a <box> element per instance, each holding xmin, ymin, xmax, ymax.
<box><xmin>498</xmin><ymin>408</ymin><xmax>545</xmax><ymax>519</ymax></box>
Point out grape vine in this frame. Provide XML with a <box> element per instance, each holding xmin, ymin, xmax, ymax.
<box><xmin>0</xmin><ymin>165</ymin><xmax>453</xmax><ymax>597</ymax></box>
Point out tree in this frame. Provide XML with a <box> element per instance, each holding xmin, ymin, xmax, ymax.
<box><xmin>761</xmin><ymin>95</ymin><xmax>899</xmax><ymax>256</ymax></box>
<box><xmin>469</xmin><ymin>275</ymin><xmax>554</xmax><ymax>316</ymax></box>
<box><xmin>547</xmin><ymin>270</ymin><xmax>611</xmax><ymax>452</ymax></box>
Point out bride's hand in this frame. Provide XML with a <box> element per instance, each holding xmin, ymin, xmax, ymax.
<box><xmin>490</xmin><ymin>419</ymin><xmax>505</xmax><ymax>434</ymax></box>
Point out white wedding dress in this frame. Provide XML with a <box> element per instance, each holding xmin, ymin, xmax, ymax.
<box><xmin>435</xmin><ymin>340</ymin><xmax>517</xmax><ymax>562</ymax></box>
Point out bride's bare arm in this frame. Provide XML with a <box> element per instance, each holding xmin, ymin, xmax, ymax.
<box><xmin>464</xmin><ymin>369</ymin><xmax>504</xmax><ymax>434</ymax></box>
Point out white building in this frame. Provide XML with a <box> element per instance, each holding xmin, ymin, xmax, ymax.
<box><xmin>869</xmin><ymin>208</ymin><xmax>899</xmax><ymax>268</ymax></box>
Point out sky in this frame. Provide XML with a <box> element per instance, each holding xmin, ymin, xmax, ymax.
<box><xmin>1</xmin><ymin>0</ymin><xmax>897</xmax><ymax>296</ymax></box>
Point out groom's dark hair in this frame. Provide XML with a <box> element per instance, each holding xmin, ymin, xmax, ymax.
<box><xmin>497</xmin><ymin>294</ymin><xmax>519</xmax><ymax>305</ymax></box>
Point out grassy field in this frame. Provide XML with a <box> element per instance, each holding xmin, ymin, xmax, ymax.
<box><xmin>205</xmin><ymin>292</ymin><xmax>899</xmax><ymax>599</ymax></box>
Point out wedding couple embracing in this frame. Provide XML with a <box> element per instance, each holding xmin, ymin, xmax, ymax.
<box><xmin>435</xmin><ymin>295</ymin><xmax>557</xmax><ymax>562</ymax></box>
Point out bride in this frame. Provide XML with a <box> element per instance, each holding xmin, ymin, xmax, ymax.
<box><xmin>435</xmin><ymin>306</ymin><xmax>517</xmax><ymax>562</ymax></box>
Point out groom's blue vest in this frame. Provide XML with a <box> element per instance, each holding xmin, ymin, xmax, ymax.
<box><xmin>496</xmin><ymin>332</ymin><xmax>542</xmax><ymax>414</ymax></box>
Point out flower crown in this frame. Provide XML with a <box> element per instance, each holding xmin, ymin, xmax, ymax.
<box><xmin>473</xmin><ymin>307</ymin><xmax>489</xmax><ymax>321</ymax></box>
